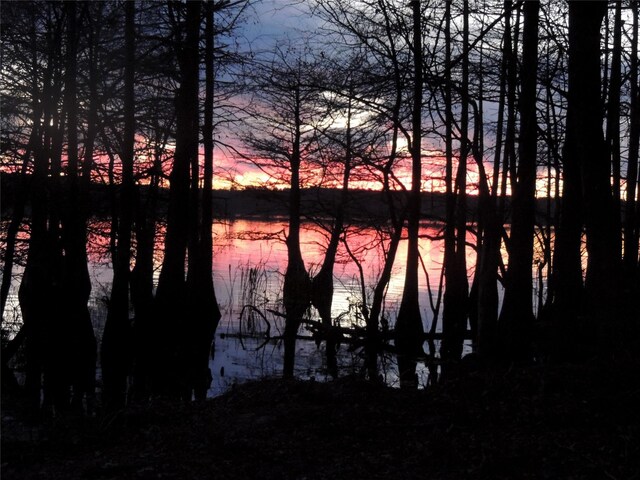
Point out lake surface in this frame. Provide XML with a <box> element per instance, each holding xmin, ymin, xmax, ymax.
<box><xmin>4</xmin><ymin>217</ymin><xmax>545</xmax><ymax>394</ymax></box>
<box><xmin>206</xmin><ymin>219</ymin><xmax>479</xmax><ymax>392</ymax></box>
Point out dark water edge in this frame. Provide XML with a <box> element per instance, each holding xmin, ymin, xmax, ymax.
<box><xmin>2</xmin><ymin>360</ymin><xmax>638</xmax><ymax>480</ymax></box>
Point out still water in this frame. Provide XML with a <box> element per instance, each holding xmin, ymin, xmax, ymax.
<box><xmin>206</xmin><ymin>219</ymin><xmax>477</xmax><ymax>393</ymax></box>
<box><xmin>4</xmin><ymin>218</ymin><xmax>539</xmax><ymax>394</ymax></box>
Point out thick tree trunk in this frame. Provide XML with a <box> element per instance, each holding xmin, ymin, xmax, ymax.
<box><xmin>154</xmin><ymin>1</ymin><xmax>201</xmax><ymax>396</ymax></box>
<box><xmin>578</xmin><ymin>2</ymin><xmax>620</xmax><ymax>326</ymax></box>
<box><xmin>283</xmin><ymin>86</ymin><xmax>311</xmax><ymax>379</ymax></box>
<box><xmin>18</xmin><ymin>42</ymin><xmax>49</xmax><ymax>408</ymax></box>
<box><xmin>130</xmin><ymin>157</ymin><xmax>159</xmax><ymax>401</ymax></box>
<box><xmin>554</xmin><ymin>1</ymin><xmax>615</xmax><ymax>356</ymax></box>
<box><xmin>57</xmin><ymin>0</ymin><xmax>97</xmax><ymax>413</ymax></box>
<box><xmin>497</xmin><ymin>1</ymin><xmax>539</xmax><ymax>364</ymax></box>
<box><xmin>552</xmin><ymin>4</ymin><xmax>587</xmax><ymax>339</ymax></box>
<box><xmin>184</xmin><ymin>0</ymin><xmax>222</xmax><ymax>401</ymax></box>
<box><xmin>395</xmin><ymin>0</ymin><xmax>425</xmax><ymax>388</ymax></box>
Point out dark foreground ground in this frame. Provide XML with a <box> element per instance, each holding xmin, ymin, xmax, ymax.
<box><xmin>2</xmin><ymin>360</ymin><xmax>639</xmax><ymax>480</ymax></box>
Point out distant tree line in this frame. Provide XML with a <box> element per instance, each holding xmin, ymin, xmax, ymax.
<box><xmin>0</xmin><ymin>0</ymin><xmax>638</xmax><ymax>414</ymax></box>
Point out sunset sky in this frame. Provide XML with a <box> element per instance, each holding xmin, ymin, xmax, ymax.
<box><xmin>210</xmin><ymin>1</ymin><xmax>502</xmax><ymax>194</ymax></box>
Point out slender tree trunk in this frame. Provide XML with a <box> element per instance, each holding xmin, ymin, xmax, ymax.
<box><xmin>365</xmin><ymin>216</ymin><xmax>403</xmax><ymax>380</ymax></box>
<box><xmin>475</xmin><ymin>1</ymin><xmax>513</xmax><ymax>360</ymax></box>
<box><xmin>501</xmin><ymin>2</ymin><xmax>519</xmax><ymax>218</ymax></box>
<box><xmin>606</xmin><ymin>1</ymin><xmax>623</xmax><ymax>255</ymax></box>
<box><xmin>542</xmin><ymin>46</ymin><xmax>563</xmax><ymax>314</ymax></box>
<box><xmin>311</xmin><ymin>94</ymin><xmax>353</xmax><ymax>379</ymax></box>
<box><xmin>362</xmin><ymin>0</ymin><xmax>408</xmax><ymax>382</ymax></box>
<box><xmin>395</xmin><ymin>0</ymin><xmax>424</xmax><ymax>388</ymax></box>
<box><xmin>1</xmin><ymin>153</ymin><xmax>33</xmax><ymax>325</ymax></box>
<box><xmin>102</xmin><ymin>0</ymin><xmax>135</xmax><ymax>411</ymax></box>
<box><xmin>497</xmin><ymin>0</ymin><xmax>539</xmax><ymax>364</ymax></box>
<box><xmin>624</xmin><ymin>3</ymin><xmax>640</xmax><ymax>274</ymax></box>
<box><xmin>552</xmin><ymin>8</ymin><xmax>586</xmax><ymax>343</ymax></box>
<box><xmin>441</xmin><ymin>0</ymin><xmax>469</xmax><ymax>369</ymax></box>
<box><xmin>38</xmin><ymin>15</ymin><xmax>66</xmax><ymax>414</ymax></box>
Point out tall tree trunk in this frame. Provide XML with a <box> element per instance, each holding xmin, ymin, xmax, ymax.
<box><xmin>154</xmin><ymin>1</ymin><xmax>201</xmax><ymax>396</ymax></box>
<box><xmin>605</xmin><ymin>0</ymin><xmax>623</xmax><ymax>256</ymax></box>
<box><xmin>130</xmin><ymin>142</ymin><xmax>162</xmax><ymax>401</ymax></box>
<box><xmin>501</xmin><ymin>3</ymin><xmax>519</xmax><ymax>218</ymax></box>
<box><xmin>1</xmin><ymin>123</ymin><xmax>43</xmax><ymax>391</ymax></box>
<box><xmin>497</xmin><ymin>0</ymin><xmax>539</xmax><ymax>364</ymax></box>
<box><xmin>102</xmin><ymin>0</ymin><xmax>135</xmax><ymax>411</ymax></box>
<box><xmin>58</xmin><ymin>0</ymin><xmax>97</xmax><ymax>413</ymax></box>
<box><xmin>441</xmin><ymin>0</ymin><xmax>469</xmax><ymax>369</ymax></box>
<box><xmin>541</xmin><ymin>44</ymin><xmax>563</xmax><ymax>315</ymax></box>
<box><xmin>554</xmin><ymin>1</ymin><xmax>615</xmax><ymax>356</ymax></box>
<box><xmin>283</xmin><ymin>86</ymin><xmax>312</xmax><ymax>379</ymax></box>
<box><xmin>552</xmin><ymin>3</ymin><xmax>587</xmax><ymax>342</ymax></box>
<box><xmin>18</xmin><ymin>16</ymin><xmax>49</xmax><ymax>411</ymax></box>
<box><xmin>185</xmin><ymin>0</ymin><xmax>222</xmax><ymax>401</ymax></box>
<box><xmin>395</xmin><ymin>0</ymin><xmax>424</xmax><ymax>388</ymax></box>
<box><xmin>578</xmin><ymin>1</ymin><xmax>620</xmax><ymax>331</ymax></box>
<box><xmin>475</xmin><ymin>0</ymin><xmax>513</xmax><ymax>360</ymax></box>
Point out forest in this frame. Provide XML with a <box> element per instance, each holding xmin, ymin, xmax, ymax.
<box><xmin>1</xmin><ymin>0</ymin><xmax>639</xmax><ymax>446</ymax></box>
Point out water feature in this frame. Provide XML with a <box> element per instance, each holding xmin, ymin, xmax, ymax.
<box><xmin>3</xmin><ymin>217</ymin><xmax>531</xmax><ymax>394</ymax></box>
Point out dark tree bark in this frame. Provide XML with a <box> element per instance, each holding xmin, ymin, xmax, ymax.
<box><xmin>475</xmin><ymin>0</ymin><xmax>513</xmax><ymax>361</ymax></box>
<box><xmin>624</xmin><ymin>3</ymin><xmax>640</xmax><ymax>275</ymax></box>
<box><xmin>575</xmin><ymin>2</ymin><xmax>619</xmax><ymax>312</ymax></box>
<box><xmin>554</xmin><ymin>1</ymin><xmax>618</xmax><ymax>354</ymax></box>
<box><xmin>17</xmin><ymin>14</ymin><xmax>53</xmax><ymax>411</ymax></box>
<box><xmin>441</xmin><ymin>0</ymin><xmax>469</xmax><ymax>369</ymax></box>
<box><xmin>1</xmin><ymin>113</ymin><xmax>43</xmax><ymax>389</ymax></box>
<box><xmin>283</xmin><ymin>84</ymin><xmax>312</xmax><ymax>379</ymax></box>
<box><xmin>605</xmin><ymin>0</ymin><xmax>623</xmax><ymax>255</ymax></box>
<box><xmin>501</xmin><ymin>4</ymin><xmax>520</xmax><ymax>219</ymax></box>
<box><xmin>153</xmin><ymin>0</ymin><xmax>201</xmax><ymax>396</ymax></box>
<box><xmin>102</xmin><ymin>0</ymin><xmax>135</xmax><ymax>411</ymax></box>
<box><xmin>395</xmin><ymin>0</ymin><xmax>425</xmax><ymax>388</ymax></box>
<box><xmin>311</xmin><ymin>93</ymin><xmax>354</xmax><ymax>379</ymax></box>
<box><xmin>497</xmin><ymin>0</ymin><xmax>539</xmax><ymax>364</ymax></box>
<box><xmin>56</xmin><ymin>0</ymin><xmax>97</xmax><ymax>413</ymax></box>
<box><xmin>552</xmin><ymin>3</ymin><xmax>588</xmax><ymax>333</ymax></box>
<box><xmin>130</xmin><ymin>148</ymin><xmax>161</xmax><ymax>401</ymax></box>
<box><xmin>183</xmin><ymin>0</ymin><xmax>222</xmax><ymax>401</ymax></box>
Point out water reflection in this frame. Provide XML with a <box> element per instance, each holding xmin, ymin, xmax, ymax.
<box><xmin>211</xmin><ymin>219</ymin><xmax>478</xmax><ymax>333</ymax></box>
<box><xmin>3</xmin><ymin>217</ymin><xmax>564</xmax><ymax>394</ymax></box>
